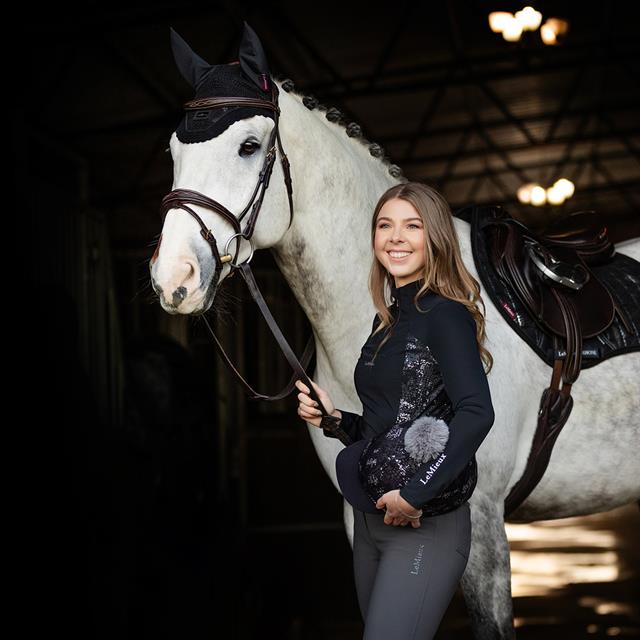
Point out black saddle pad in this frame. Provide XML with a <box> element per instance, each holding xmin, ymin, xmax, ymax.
<box><xmin>456</xmin><ymin>205</ymin><xmax>640</xmax><ymax>370</ymax></box>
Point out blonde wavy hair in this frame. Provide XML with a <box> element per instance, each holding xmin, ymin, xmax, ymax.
<box><xmin>369</xmin><ymin>182</ymin><xmax>493</xmax><ymax>373</ymax></box>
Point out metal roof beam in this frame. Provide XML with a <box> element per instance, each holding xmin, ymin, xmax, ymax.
<box><xmin>399</xmin><ymin>127</ymin><xmax>640</xmax><ymax>166</ymax></box>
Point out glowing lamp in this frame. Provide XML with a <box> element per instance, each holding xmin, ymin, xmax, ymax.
<box><xmin>517</xmin><ymin>183</ymin><xmax>537</xmax><ymax>204</ymax></box>
<box><xmin>530</xmin><ymin>185</ymin><xmax>547</xmax><ymax>206</ymax></box>
<box><xmin>546</xmin><ymin>186</ymin><xmax>566</xmax><ymax>205</ymax></box>
<box><xmin>553</xmin><ymin>178</ymin><xmax>575</xmax><ymax>198</ymax></box>
<box><xmin>489</xmin><ymin>12</ymin><xmax>514</xmax><ymax>33</ymax></box>
<box><xmin>515</xmin><ymin>6</ymin><xmax>543</xmax><ymax>31</ymax></box>
<box><xmin>502</xmin><ymin>16</ymin><xmax>523</xmax><ymax>41</ymax></box>
<box><xmin>541</xmin><ymin>17</ymin><xmax>569</xmax><ymax>45</ymax></box>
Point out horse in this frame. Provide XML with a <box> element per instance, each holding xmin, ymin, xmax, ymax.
<box><xmin>149</xmin><ymin>23</ymin><xmax>640</xmax><ymax>639</ymax></box>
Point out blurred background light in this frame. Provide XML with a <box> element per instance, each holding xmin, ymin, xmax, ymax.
<box><xmin>530</xmin><ymin>185</ymin><xmax>547</xmax><ymax>206</ymax></box>
<box><xmin>546</xmin><ymin>185</ymin><xmax>566</xmax><ymax>205</ymax></box>
<box><xmin>503</xmin><ymin>15</ymin><xmax>524</xmax><ymax>42</ymax></box>
<box><xmin>515</xmin><ymin>6</ymin><xmax>543</xmax><ymax>31</ymax></box>
<box><xmin>518</xmin><ymin>178</ymin><xmax>575</xmax><ymax>206</ymax></box>
<box><xmin>489</xmin><ymin>11</ymin><xmax>514</xmax><ymax>33</ymax></box>
<box><xmin>541</xmin><ymin>17</ymin><xmax>570</xmax><ymax>45</ymax></box>
<box><xmin>517</xmin><ymin>182</ymin><xmax>537</xmax><ymax>204</ymax></box>
<box><xmin>554</xmin><ymin>178</ymin><xmax>575</xmax><ymax>198</ymax></box>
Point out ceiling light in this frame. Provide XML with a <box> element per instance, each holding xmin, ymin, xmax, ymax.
<box><xmin>518</xmin><ymin>178</ymin><xmax>575</xmax><ymax>207</ymax></box>
<box><xmin>541</xmin><ymin>17</ymin><xmax>569</xmax><ymax>45</ymax></box>
<box><xmin>489</xmin><ymin>12</ymin><xmax>514</xmax><ymax>33</ymax></box>
<box><xmin>553</xmin><ymin>178</ymin><xmax>575</xmax><ymax>198</ymax></box>
<box><xmin>517</xmin><ymin>183</ymin><xmax>537</xmax><ymax>204</ymax></box>
<box><xmin>502</xmin><ymin>16</ymin><xmax>523</xmax><ymax>41</ymax></box>
<box><xmin>515</xmin><ymin>6</ymin><xmax>542</xmax><ymax>31</ymax></box>
<box><xmin>546</xmin><ymin>185</ymin><xmax>566</xmax><ymax>205</ymax></box>
<box><xmin>530</xmin><ymin>185</ymin><xmax>547</xmax><ymax>206</ymax></box>
<box><xmin>540</xmin><ymin>23</ymin><xmax>557</xmax><ymax>44</ymax></box>
<box><xmin>546</xmin><ymin>18</ymin><xmax>569</xmax><ymax>35</ymax></box>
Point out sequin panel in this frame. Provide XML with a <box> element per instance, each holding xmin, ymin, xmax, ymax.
<box><xmin>396</xmin><ymin>333</ymin><xmax>454</xmax><ymax>425</ymax></box>
<box><xmin>358</xmin><ymin>332</ymin><xmax>478</xmax><ymax>517</ymax></box>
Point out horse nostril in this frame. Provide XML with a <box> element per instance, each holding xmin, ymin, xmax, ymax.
<box><xmin>172</xmin><ymin>286</ymin><xmax>187</xmax><ymax>307</ymax></box>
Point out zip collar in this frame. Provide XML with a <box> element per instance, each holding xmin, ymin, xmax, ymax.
<box><xmin>390</xmin><ymin>278</ymin><xmax>436</xmax><ymax>311</ymax></box>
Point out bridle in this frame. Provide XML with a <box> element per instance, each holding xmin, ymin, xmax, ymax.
<box><xmin>161</xmin><ymin>84</ymin><xmax>293</xmax><ymax>277</ymax></box>
<box><xmin>158</xmin><ymin>82</ymin><xmax>352</xmax><ymax>445</ymax></box>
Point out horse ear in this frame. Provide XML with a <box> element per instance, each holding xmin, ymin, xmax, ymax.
<box><xmin>169</xmin><ymin>27</ymin><xmax>212</xmax><ymax>89</ymax></box>
<box><xmin>238</xmin><ymin>21</ymin><xmax>270</xmax><ymax>92</ymax></box>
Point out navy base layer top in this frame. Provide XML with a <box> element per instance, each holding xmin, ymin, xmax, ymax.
<box><xmin>323</xmin><ymin>278</ymin><xmax>495</xmax><ymax>511</ymax></box>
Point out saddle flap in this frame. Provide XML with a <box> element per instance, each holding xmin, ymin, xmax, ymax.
<box><xmin>534</xmin><ymin>245</ymin><xmax>615</xmax><ymax>338</ymax></box>
<box><xmin>482</xmin><ymin>211</ymin><xmax>616</xmax><ymax>338</ymax></box>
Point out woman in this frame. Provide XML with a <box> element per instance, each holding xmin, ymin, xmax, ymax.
<box><xmin>295</xmin><ymin>182</ymin><xmax>495</xmax><ymax>639</ymax></box>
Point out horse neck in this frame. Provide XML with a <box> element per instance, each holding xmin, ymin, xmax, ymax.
<box><xmin>270</xmin><ymin>83</ymin><xmax>399</xmax><ymax>375</ymax></box>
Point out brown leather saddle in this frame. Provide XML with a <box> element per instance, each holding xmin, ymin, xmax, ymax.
<box><xmin>487</xmin><ymin>210</ymin><xmax>618</xmax><ymax>368</ymax></box>
<box><xmin>458</xmin><ymin>205</ymin><xmax>640</xmax><ymax>518</ymax></box>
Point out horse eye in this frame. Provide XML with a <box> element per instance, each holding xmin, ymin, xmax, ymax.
<box><xmin>239</xmin><ymin>141</ymin><xmax>259</xmax><ymax>157</ymax></box>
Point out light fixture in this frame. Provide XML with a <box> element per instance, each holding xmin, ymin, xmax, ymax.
<box><xmin>502</xmin><ymin>16</ymin><xmax>524</xmax><ymax>42</ymax></box>
<box><xmin>547</xmin><ymin>18</ymin><xmax>569</xmax><ymax>35</ymax></box>
<box><xmin>540</xmin><ymin>23</ymin><xmax>557</xmax><ymax>44</ymax></box>
<box><xmin>517</xmin><ymin>183</ymin><xmax>537</xmax><ymax>204</ymax></box>
<box><xmin>515</xmin><ymin>6</ymin><xmax>542</xmax><ymax>31</ymax></box>
<box><xmin>517</xmin><ymin>178</ymin><xmax>575</xmax><ymax>206</ymax></box>
<box><xmin>553</xmin><ymin>178</ymin><xmax>575</xmax><ymax>198</ymax></box>
<box><xmin>546</xmin><ymin>185</ymin><xmax>566</xmax><ymax>205</ymax></box>
<box><xmin>540</xmin><ymin>17</ymin><xmax>569</xmax><ymax>45</ymax></box>
<box><xmin>489</xmin><ymin>6</ymin><xmax>569</xmax><ymax>46</ymax></box>
<box><xmin>489</xmin><ymin>12</ymin><xmax>514</xmax><ymax>33</ymax></box>
<box><xmin>530</xmin><ymin>185</ymin><xmax>547</xmax><ymax>206</ymax></box>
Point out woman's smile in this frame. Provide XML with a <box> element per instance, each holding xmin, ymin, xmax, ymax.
<box><xmin>374</xmin><ymin>198</ymin><xmax>426</xmax><ymax>286</ymax></box>
<box><xmin>387</xmin><ymin>250</ymin><xmax>413</xmax><ymax>262</ymax></box>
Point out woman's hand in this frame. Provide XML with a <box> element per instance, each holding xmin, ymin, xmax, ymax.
<box><xmin>295</xmin><ymin>379</ymin><xmax>338</xmax><ymax>428</ymax></box>
<box><xmin>376</xmin><ymin>489</ymin><xmax>423</xmax><ymax>528</ymax></box>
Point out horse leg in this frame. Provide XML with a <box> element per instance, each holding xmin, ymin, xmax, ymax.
<box><xmin>461</xmin><ymin>491</ymin><xmax>516</xmax><ymax>639</ymax></box>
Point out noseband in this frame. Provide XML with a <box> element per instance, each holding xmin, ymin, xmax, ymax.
<box><xmin>158</xmin><ymin>82</ymin><xmax>351</xmax><ymax>445</ymax></box>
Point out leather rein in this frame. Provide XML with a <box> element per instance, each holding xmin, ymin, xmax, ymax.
<box><xmin>159</xmin><ymin>82</ymin><xmax>352</xmax><ymax>445</ymax></box>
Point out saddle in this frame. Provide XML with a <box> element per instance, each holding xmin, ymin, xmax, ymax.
<box><xmin>486</xmin><ymin>209</ymin><xmax>617</xmax><ymax>361</ymax></box>
<box><xmin>458</xmin><ymin>205</ymin><xmax>640</xmax><ymax>518</ymax></box>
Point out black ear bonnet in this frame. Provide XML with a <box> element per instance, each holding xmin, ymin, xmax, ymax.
<box><xmin>170</xmin><ymin>22</ymin><xmax>274</xmax><ymax>143</ymax></box>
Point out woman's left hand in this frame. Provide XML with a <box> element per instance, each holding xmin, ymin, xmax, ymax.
<box><xmin>376</xmin><ymin>490</ymin><xmax>423</xmax><ymax>528</ymax></box>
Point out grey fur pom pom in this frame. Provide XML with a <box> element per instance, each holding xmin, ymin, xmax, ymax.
<box><xmin>404</xmin><ymin>415</ymin><xmax>449</xmax><ymax>464</ymax></box>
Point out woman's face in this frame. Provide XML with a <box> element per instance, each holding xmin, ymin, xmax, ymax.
<box><xmin>374</xmin><ymin>198</ymin><xmax>426</xmax><ymax>288</ymax></box>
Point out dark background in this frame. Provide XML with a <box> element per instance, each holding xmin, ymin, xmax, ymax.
<box><xmin>22</xmin><ymin>1</ymin><xmax>639</xmax><ymax>638</ymax></box>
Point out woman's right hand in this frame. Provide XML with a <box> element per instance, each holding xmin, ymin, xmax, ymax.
<box><xmin>295</xmin><ymin>379</ymin><xmax>338</xmax><ymax>428</ymax></box>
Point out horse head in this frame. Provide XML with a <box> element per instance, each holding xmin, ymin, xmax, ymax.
<box><xmin>150</xmin><ymin>22</ymin><xmax>293</xmax><ymax>314</ymax></box>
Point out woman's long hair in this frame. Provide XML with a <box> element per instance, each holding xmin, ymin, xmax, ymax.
<box><xmin>369</xmin><ymin>182</ymin><xmax>493</xmax><ymax>373</ymax></box>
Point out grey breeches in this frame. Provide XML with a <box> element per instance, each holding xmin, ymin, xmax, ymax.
<box><xmin>352</xmin><ymin>501</ymin><xmax>471</xmax><ymax>640</ymax></box>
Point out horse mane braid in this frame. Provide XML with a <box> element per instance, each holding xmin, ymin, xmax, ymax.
<box><xmin>279</xmin><ymin>77</ymin><xmax>407</xmax><ymax>181</ymax></box>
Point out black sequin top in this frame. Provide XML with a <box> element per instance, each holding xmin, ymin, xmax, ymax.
<box><xmin>324</xmin><ymin>278</ymin><xmax>495</xmax><ymax>511</ymax></box>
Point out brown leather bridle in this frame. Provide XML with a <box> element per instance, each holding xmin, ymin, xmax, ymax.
<box><xmin>158</xmin><ymin>82</ymin><xmax>352</xmax><ymax>445</ymax></box>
